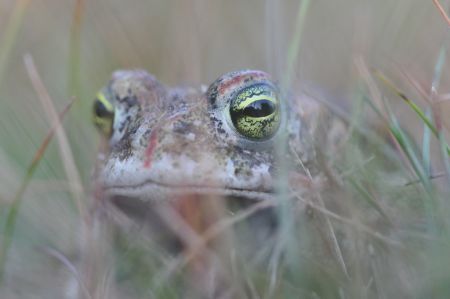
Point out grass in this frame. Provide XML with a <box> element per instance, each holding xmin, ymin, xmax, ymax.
<box><xmin>1</xmin><ymin>0</ymin><xmax>450</xmax><ymax>298</ymax></box>
<box><xmin>0</xmin><ymin>94</ymin><xmax>74</xmax><ymax>282</ymax></box>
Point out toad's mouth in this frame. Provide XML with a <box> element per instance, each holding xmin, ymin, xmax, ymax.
<box><xmin>102</xmin><ymin>179</ymin><xmax>275</xmax><ymax>203</ymax></box>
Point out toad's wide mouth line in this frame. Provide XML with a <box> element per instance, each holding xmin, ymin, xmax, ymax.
<box><xmin>102</xmin><ymin>179</ymin><xmax>275</xmax><ymax>202</ymax></box>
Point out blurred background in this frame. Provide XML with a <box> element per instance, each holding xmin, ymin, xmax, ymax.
<box><xmin>0</xmin><ymin>0</ymin><xmax>449</xmax><ymax>297</ymax></box>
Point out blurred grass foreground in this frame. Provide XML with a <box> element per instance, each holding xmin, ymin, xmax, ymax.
<box><xmin>2</xmin><ymin>0</ymin><xmax>450</xmax><ymax>298</ymax></box>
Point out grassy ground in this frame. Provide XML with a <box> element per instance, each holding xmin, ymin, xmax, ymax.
<box><xmin>1</xmin><ymin>0</ymin><xmax>450</xmax><ymax>298</ymax></box>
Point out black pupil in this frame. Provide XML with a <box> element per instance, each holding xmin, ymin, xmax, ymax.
<box><xmin>94</xmin><ymin>100</ymin><xmax>112</xmax><ymax>118</ymax></box>
<box><xmin>243</xmin><ymin>99</ymin><xmax>276</xmax><ymax>117</ymax></box>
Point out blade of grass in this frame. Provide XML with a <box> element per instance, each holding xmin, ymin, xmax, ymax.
<box><xmin>439</xmin><ymin>131</ymin><xmax>450</xmax><ymax>189</ymax></box>
<box><xmin>0</xmin><ymin>0</ymin><xmax>31</xmax><ymax>85</ymax></box>
<box><xmin>281</xmin><ymin>0</ymin><xmax>311</xmax><ymax>90</ymax></box>
<box><xmin>23</xmin><ymin>56</ymin><xmax>96</xmax><ymax>293</ymax></box>
<box><xmin>0</xmin><ymin>98</ymin><xmax>75</xmax><ymax>282</ymax></box>
<box><xmin>433</xmin><ymin>0</ymin><xmax>450</xmax><ymax>26</ymax></box>
<box><xmin>68</xmin><ymin>0</ymin><xmax>85</xmax><ymax>100</ymax></box>
<box><xmin>427</xmin><ymin>0</ymin><xmax>450</xmax><ymax>235</ymax></box>
<box><xmin>24</xmin><ymin>54</ymin><xmax>85</xmax><ymax>218</ymax></box>
<box><xmin>359</xmin><ymin>62</ymin><xmax>438</xmax><ymax>232</ymax></box>
<box><xmin>294</xmin><ymin>150</ymin><xmax>350</xmax><ymax>278</ymax></box>
<box><xmin>277</xmin><ymin>0</ymin><xmax>317</xmax><ymax>281</ymax></box>
<box><xmin>355</xmin><ymin>58</ymin><xmax>416</xmax><ymax>177</ymax></box>
<box><xmin>393</xmin><ymin>120</ymin><xmax>439</xmax><ymax>215</ymax></box>
<box><xmin>389</xmin><ymin>119</ymin><xmax>439</xmax><ymax>233</ymax></box>
<box><xmin>422</xmin><ymin>108</ymin><xmax>432</xmax><ymax>175</ymax></box>
<box><xmin>42</xmin><ymin>246</ymin><xmax>92</xmax><ymax>299</ymax></box>
<box><xmin>389</xmin><ymin>119</ymin><xmax>429</xmax><ymax>189</ymax></box>
<box><xmin>265</xmin><ymin>0</ymin><xmax>282</xmax><ymax>76</ymax></box>
<box><xmin>372</xmin><ymin>69</ymin><xmax>450</xmax><ymax>157</ymax></box>
<box><xmin>429</xmin><ymin>5</ymin><xmax>450</xmax><ymax>190</ymax></box>
<box><xmin>373</xmin><ymin>69</ymin><xmax>438</xmax><ymax>136</ymax></box>
<box><xmin>405</xmin><ymin>171</ymin><xmax>447</xmax><ymax>186</ymax></box>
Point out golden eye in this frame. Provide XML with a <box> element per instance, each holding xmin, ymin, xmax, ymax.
<box><xmin>93</xmin><ymin>92</ymin><xmax>114</xmax><ymax>136</ymax></box>
<box><xmin>229</xmin><ymin>84</ymin><xmax>280</xmax><ymax>140</ymax></box>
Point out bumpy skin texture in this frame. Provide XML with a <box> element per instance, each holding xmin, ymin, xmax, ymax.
<box><xmin>96</xmin><ymin>69</ymin><xmax>336</xmax><ymax>205</ymax></box>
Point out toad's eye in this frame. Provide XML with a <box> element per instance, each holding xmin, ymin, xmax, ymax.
<box><xmin>229</xmin><ymin>84</ymin><xmax>281</xmax><ymax>140</ymax></box>
<box><xmin>93</xmin><ymin>92</ymin><xmax>114</xmax><ymax>136</ymax></box>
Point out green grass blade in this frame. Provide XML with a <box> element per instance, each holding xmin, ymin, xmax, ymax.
<box><xmin>68</xmin><ymin>0</ymin><xmax>85</xmax><ymax>101</ymax></box>
<box><xmin>373</xmin><ymin>69</ymin><xmax>450</xmax><ymax>156</ymax></box>
<box><xmin>0</xmin><ymin>99</ymin><xmax>75</xmax><ymax>282</ymax></box>
<box><xmin>389</xmin><ymin>121</ymin><xmax>428</xmax><ymax>188</ymax></box>
<box><xmin>422</xmin><ymin>109</ymin><xmax>432</xmax><ymax>175</ymax></box>
<box><xmin>281</xmin><ymin>0</ymin><xmax>311</xmax><ymax>90</ymax></box>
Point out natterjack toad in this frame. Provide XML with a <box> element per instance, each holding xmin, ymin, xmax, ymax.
<box><xmin>91</xmin><ymin>69</ymin><xmax>344</xmax><ymax>297</ymax></box>
<box><xmin>94</xmin><ymin>70</ymin><xmax>336</xmax><ymax>204</ymax></box>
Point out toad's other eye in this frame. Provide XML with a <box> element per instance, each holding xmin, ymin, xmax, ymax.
<box><xmin>93</xmin><ymin>92</ymin><xmax>114</xmax><ymax>136</ymax></box>
<box><xmin>229</xmin><ymin>83</ymin><xmax>281</xmax><ymax>140</ymax></box>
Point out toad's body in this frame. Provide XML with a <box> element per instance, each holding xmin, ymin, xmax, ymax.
<box><xmin>89</xmin><ymin>69</ymin><xmax>345</xmax><ymax>297</ymax></box>
<box><xmin>96</xmin><ymin>70</ymin><xmax>336</xmax><ymax>209</ymax></box>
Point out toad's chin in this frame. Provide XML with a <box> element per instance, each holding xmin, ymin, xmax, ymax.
<box><xmin>103</xmin><ymin>185</ymin><xmax>279</xmax><ymax>255</ymax></box>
